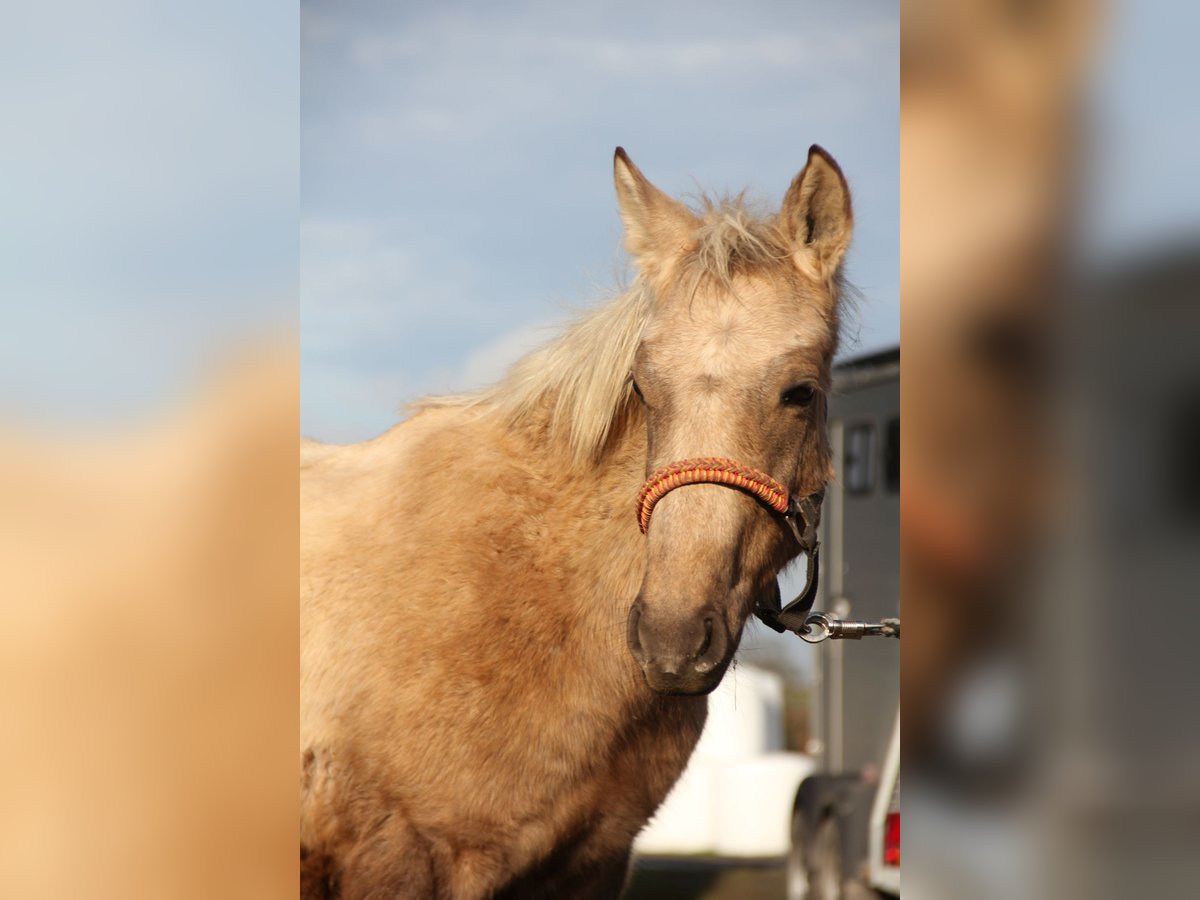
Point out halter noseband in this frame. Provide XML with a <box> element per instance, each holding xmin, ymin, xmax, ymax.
<box><xmin>635</xmin><ymin>456</ymin><xmax>825</xmax><ymax>636</ymax></box>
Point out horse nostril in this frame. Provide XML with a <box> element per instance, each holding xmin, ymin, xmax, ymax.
<box><xmin>697</xmin><ymin>615</ymin><xmax>714</xmax><ymax>658</ymax></box>
<box><xmin>626</xmin><ymin>602</ymin><xmax>645</xmax><ymax>659</ymax></box>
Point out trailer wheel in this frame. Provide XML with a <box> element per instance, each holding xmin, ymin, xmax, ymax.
<box><xmin>809</xmin><ymin>814</ymin><xmax>845</xmax><ymax>900</ymax></box>
<box><xmin>786</xmin><ymin>809</ymin><xmax>809</xmax><ymax>900</ymax></box>
<box><xmin>788</xmin><ymin>811</ymin><xmax>845</xmax><ymax>900</ymax></box>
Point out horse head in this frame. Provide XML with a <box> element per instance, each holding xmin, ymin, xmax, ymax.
<box><xmin>617</xmin><ymin>147</ymin><xmax>853</xmax><ymax>694</ymax></box>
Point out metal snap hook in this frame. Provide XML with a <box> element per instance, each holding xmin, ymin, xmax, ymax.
<box><xmin>798</xmin><ymin>612</ymin><xmax>900</xmax><ymax>643</ymax></box>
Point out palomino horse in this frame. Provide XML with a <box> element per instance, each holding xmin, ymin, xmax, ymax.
<box><xmin>301</xmin><ymin>146</ymin><xmax>853</xmax><ymax>898</ymax></box>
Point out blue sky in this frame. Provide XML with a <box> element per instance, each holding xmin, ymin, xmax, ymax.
<box><xmin>301</xmin><ymin>0</ymin><xmax>901</xmax><ymax>442</ymax></box>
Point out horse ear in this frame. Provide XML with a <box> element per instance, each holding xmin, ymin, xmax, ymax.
<box><xmin>613</xmin><ymin>148</ymin><xmax>697</xmax><ymax>277</ymax></box>
<box><xmin>780</xmin><ymin>145</ymin><xmax>853</xmax><ymax>283</ymax></box>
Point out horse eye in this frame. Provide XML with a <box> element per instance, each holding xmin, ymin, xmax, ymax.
<box><xmin>631</xmin><ymin>379</ymin><xmax>645</xmax><ymax>403</ymax></box>
<box><xmin>781</xmin><ymin>383</ymin><xmax>816</xmax><ymax>407</ymax></box>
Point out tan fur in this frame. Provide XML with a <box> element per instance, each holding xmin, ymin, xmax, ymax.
<box><xmin>301</xmin><ymin>149</ymin><xmax>853</xmax><ymax>898</ymax></box>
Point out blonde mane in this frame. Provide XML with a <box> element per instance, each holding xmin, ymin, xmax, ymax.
<box><xmin>421</xmin><ymin>195</ymin><xmax>825</xmax><ymax>464</ymax></box>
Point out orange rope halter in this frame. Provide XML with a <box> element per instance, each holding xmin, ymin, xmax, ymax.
<box><xmin>636</xmin><ymin>456</ymin><xmax>791</xmax><ymax>533</ymax></box>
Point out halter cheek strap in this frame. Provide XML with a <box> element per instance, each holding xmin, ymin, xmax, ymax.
<box><xmin>635</xmin><ymin>456</ymin><xmax>825</xmax><ymax>636</ymax></box>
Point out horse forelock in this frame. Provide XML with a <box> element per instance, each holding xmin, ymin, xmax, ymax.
<box><xmin>692</xmin><ymin>194</ymin><xmax>791</xmax><ymax>280</ymax></box>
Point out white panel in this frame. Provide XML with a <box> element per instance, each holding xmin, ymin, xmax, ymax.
<box><xmin>713</xmin><ymin>753</ymin><xmax>816</xmax><ymax>857</ymax></box>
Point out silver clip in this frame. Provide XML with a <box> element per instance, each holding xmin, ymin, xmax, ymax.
<box><xmin>799</xmin><ymin>612</ymin><xmax>900</xmax><ymax>643</ymax></box>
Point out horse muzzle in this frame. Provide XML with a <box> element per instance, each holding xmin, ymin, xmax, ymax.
<box><xmin>626</xmin><ymin>600</ymin><xmax>732</xmax><ymax>695</ymax></box>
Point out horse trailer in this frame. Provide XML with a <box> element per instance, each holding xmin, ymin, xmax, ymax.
<box><xmin>788</xmin><ymin>347</ymin><xmax>900</xmax><ymax>900</ymax></box>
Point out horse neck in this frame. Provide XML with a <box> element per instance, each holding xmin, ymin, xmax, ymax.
<box><xmin>497</xmin><ymin>404</ymin><xmax>709</xmax><ymax>770</ymax></box>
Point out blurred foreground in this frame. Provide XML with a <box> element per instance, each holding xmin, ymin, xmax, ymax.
<box><xmin>0</xmin><ymin>2</ymin><xmax>299</xmax><ymax>896</ymax></box>
<box><xmin>0</xmin><ymin>347</ymin><xmax>299</xmax><ymax>899</ymax></box>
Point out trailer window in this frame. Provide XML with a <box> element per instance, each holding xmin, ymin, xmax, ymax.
<box><xmin>844</xmin><ymin>423</ymin><xmax>875</xmax><ymax>495</ymax></box>
<box><xmin>884</xmin><ymin>417</ymin><xmax>900</xmax><ymax>494</ymax></box>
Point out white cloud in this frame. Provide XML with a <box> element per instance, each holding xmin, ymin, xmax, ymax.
<box><xmin>311</xmin><ymin>4</ymin><xmax>897</xmax><ymax>150</ymax></box>
<box><xmin>299</xmin><ymin>215</ymin><xmax>506</xmax><ymax>358</ymax></box>
<box><xmin>345</xmin><ymin>13</ymin><xmax>894</xmax><ymax>80</ymax></box>
<box><xmin>455</xmin><ymin>317</ymin><xmax>566</xmax><ymax>390</ymax></box>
